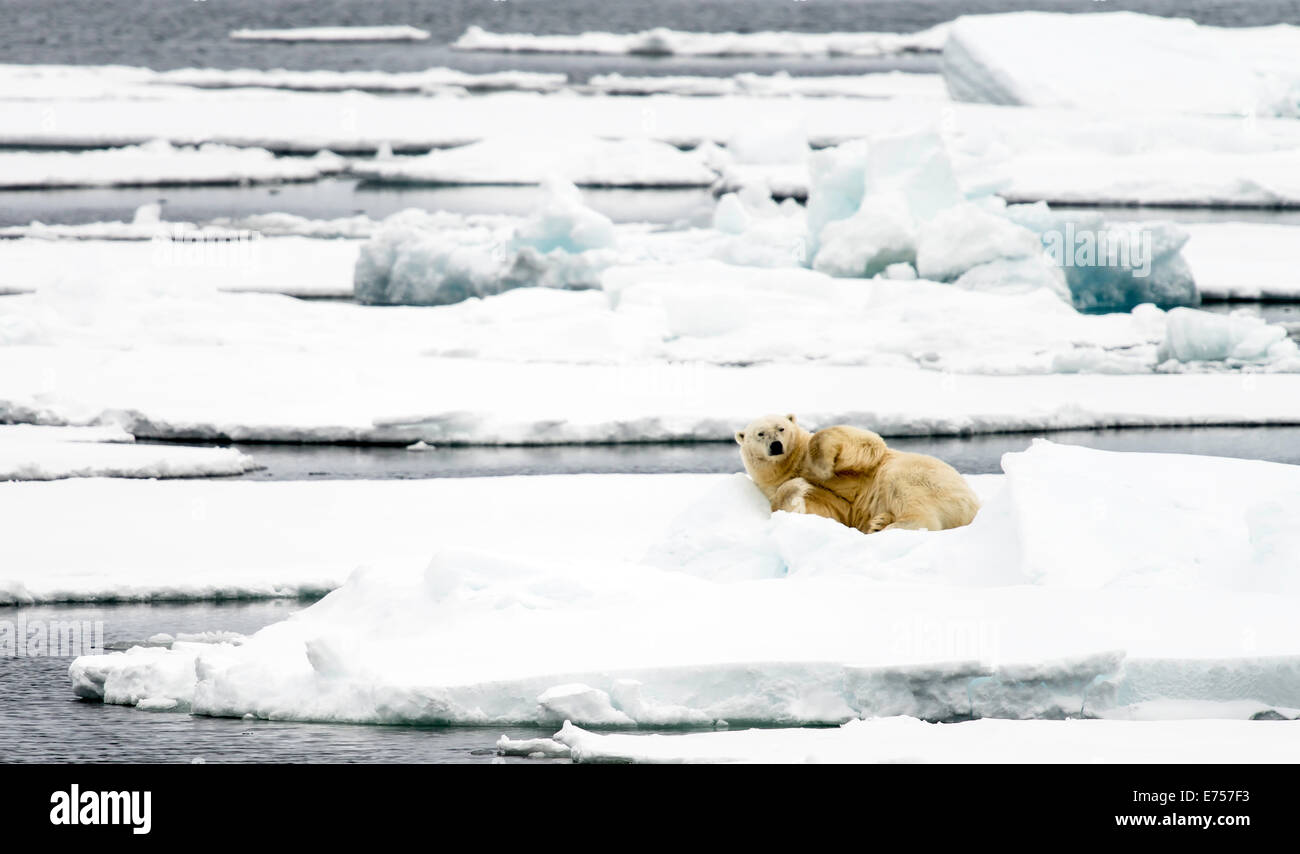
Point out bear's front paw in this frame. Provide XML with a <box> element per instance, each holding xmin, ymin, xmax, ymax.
<box><xmin>772</xmin><ymin>478</ymin><xmax>810</xmax><ymax>514</ymax></box>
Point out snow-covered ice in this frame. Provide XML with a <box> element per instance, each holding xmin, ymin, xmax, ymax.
<box><xmin>0</xmin><ymin>234</ymin><xmax>360</xmax><ymax>298</ymax></box>
<box><xmin>943</xmin><ymin>12</ymin><xmax>1300</xmax><ymax>118</ymax></box>
<box><xmin>1158</xmin><ymin>307</ymin><xmax>1296</xmax><ymax>365</ymax></box>
<box><xmin>584</xmin><ymin>71</ymin><xmax>947</xmax><ymax>100</ymax></box>
<box><xmin>451</xmin><ymin>24</ymin><xmax>950</xmax><ymax>57</ymax></box>
<box><xmin>6</xmin><ymin>350</ymin><xmax>1300</xmax><ymax>446</ymax></box>
<box><xmin>155</xmin><ymin>66</ymin><xmax>566</xmax><ymax>95</ymax></box>
<box><xmin>0</xmin><ymin>141</ymin><xmax>345</xmax><ymax>189</ymax></box>
<box><xmin>0</xmin><ymin>424</ymin><xmax>255</xmax><ymax>481</ymax></box>
<box><xmin>3</xmin><ymin>473</ymin><xmax>722</xmax><ymax>604</ymax></box>
<box><xmin>11</xmin><ymin>85</ymin><xmax>1300</xmax><ymax>188</ymax></box>
<box><xmin>351</xmin><ymin>136</ymin><xmax>717</xmax><ymax>187</ymax></box>
<box><xmin>992</xmin><ymin>148</ymin><xmax>1300</xmax><ymax>209</ymax></box>
<box><xmin>554</xmin><ymin>717</ymin><xmax>1300</xmax><ymax>763</ymax></box>
<box><xmin>1182</xmin><ymin>222</ymin><xmax>1300</xmax><ymax>300</ymax></box>
<box><xmin>229</xmin><ymin>26</ymin><xmax>431</xmax><ymax>42</ymax></box>
<box><xmin>353</xmin><ymin>181</ymin><xmax>618</xmax><ymax>305</ymax></box>
<box><xmin>0</xmin><ymin>63</ymin><xmax>565</xmax><ymax>99</ymax></box>
<box><xmin>2</xmin><ymin>249</ymin><xmax>1299</xmax><ymax>445</ymax></box>
<box><xmin>60</xmin><ymin>442</ymin><xmax>1300</xmax><ymax>725</ymax></box>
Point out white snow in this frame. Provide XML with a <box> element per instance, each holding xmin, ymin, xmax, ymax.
<box><xmin>351</xmin><ymin>136</ymin><xmax>716</xmax><ymax>187</ymax></box>
<box><xmin>0</xmin><ymin>234</ymin><xmax>360</xmax><ymax>298</ymax></box>
<box><xmin>59</xmin><ymin>442</ymin><xmax>1300</xmax><ymax>725</ymax></box>
<box><xmin>3</xmin><ymin>473</ymin><xmax>721</xmax><ymax>604</ymax></box>
<box><xmin>943</xmin><ymin>12</ymin><xmax>1300</xmax><ymax>118</ymax></box>
<box><xmin>0</xmin><ymin>424</ymin><xmax>255</xmax><ymax>481</ymax></box>
<box><xmin>229</xmin><ymin>26</ymin><xmax>431</xmax><ymax>43</ymax></box>
<box><xmin>451</xmin><ymin>24</ymin><xmax>950</xmax><ymax>57</ymax></box>
<box><xmin>554</xmin><ymin>717</ymin><xmax>1300</xmax><ymax>763</ymax></box>
<box><xmin>1182</xmin><ymin>222</ymin><xmax>1300</xmax><ymax>300</ymax></box>
<box><xmin>993</xmin><ymin>148</ymin><xmax>1300</xmax><ymax>208</ymax></box>
<box><xmin>0</xmin><ymin>141</ymin><xmax>344</xmax><ymax>189</ymax></box>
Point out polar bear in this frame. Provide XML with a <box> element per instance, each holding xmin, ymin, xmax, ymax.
<box><xmin>735</xmin><ymin>414</ymin><xmax>979</xmax><ymax>533</ymax></box>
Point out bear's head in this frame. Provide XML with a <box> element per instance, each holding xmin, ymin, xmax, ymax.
<box><xmin>735</xmin><ymin>414</ymin><xmax>810</xmax><ymax>489</ymax></box>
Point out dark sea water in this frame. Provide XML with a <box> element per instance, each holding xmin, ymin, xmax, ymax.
<box><xmin>2</xmin><ymin>0</ymin><xmax>1298</xmax><ymax>77</ymax></box>
<box><xmin>217</xmin><ymin>425</ymin><xmax>1300</xmax><ymax>480</ymax></box>
<box><xmin>0</xmin><ymin>601</ymin><xmax>578</xmax><ymax>763</ymax></box>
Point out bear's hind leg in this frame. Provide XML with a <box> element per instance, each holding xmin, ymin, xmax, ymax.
<box><xmin>772</xmin><ymin>478</ymin><xmax>852</xmax><ymax>526</ymax></box>
<box><xmin>865</xmin><ymin>512</ymin><xmax>895</xmax><ymax>533</ymax></box>
<box><xmin>807</xmin><ymin>426</ymin><xmax>888</xmax><ymax>481</ymax></box>
<box><xmin>881</xmin><ymin>510</ymin><xmax>944</xmax><ymax>532</ymax></box>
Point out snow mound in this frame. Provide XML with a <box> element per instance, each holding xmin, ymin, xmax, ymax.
<box><xmin>66</xmin><ymin>444</ymin><xmax>1300</xmax><ymax>726</ymax></box>
<box><xmin>353</xmin><ymin>179</ymin><xmax>617</xmax><ymax>306</ymax></box>
<box><xmin>943</xmin><ymin>12</ymin><xmax>1300</xmax><ymax>118</ymax></box>
<box><xmin>229</xmin><ymin>26</ymin><xmax>430</xmax><ymax>42</ymax></box>
<box><xmin>351</xmin><ymin>136</ymin><xmax>716</xmax><ymax>188</ymax></box>
<box><xmin>452</xmin><ymin>24</ymin><xmax>950</xmax><ymax>57</ymax></box>
<box><xmin>804</xmin><ymin>134</ymin><xmax>1196</xmax><ymax>310</ymax></box>
<box><xmin>1005</xmin><ymin>204</ymin><xmax>1198</xmax><ymax>311</ymax></box>
<box><xmin>1158</xmin><ymin>307</ymin><xmax>1300</xmax><ymax>366</ymax></box>
<box><xmin>0</xmin><ymin>141</ymin><xmax>344</xmax><ymax>189</ymax></box>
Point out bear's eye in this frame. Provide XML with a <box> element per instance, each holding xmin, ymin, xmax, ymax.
<box><xmin>779</xmin><ymin>427</ymin><xmax>785</xmax><ymax>433</ymax></box>
<box><xmin>757</xmin><ymin>432</ymin><xmax>765</xmax><ymax>438</ymax></box>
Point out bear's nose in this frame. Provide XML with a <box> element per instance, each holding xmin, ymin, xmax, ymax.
<box><xmin>768</xmin><ymin>440</ymin><xmax>784</xmax><ymax>456</ymax></box>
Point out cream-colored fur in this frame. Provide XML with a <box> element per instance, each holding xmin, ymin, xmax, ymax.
<box><xmin>735</xmin><ymin>414</ymin><xmax>979</xmax><ymax>534</ymax></box>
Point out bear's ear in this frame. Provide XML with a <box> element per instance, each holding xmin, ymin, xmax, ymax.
<box><xmin>787</xmin><ymin>414</ymin><xmax>797</xmax><ymax>424</ymax></box>
<box><xmin>734</xmin><ymin>431</ymin><xmax>745</xmax><ymax>444</ymax></box>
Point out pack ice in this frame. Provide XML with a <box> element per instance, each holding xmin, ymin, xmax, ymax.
<box><xmin>68</xmin><ymin>442</ymin><xmax>1300</xmax><ymax>726</ymax></box>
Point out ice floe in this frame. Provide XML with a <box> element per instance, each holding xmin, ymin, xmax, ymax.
<box><xmin>351</xmin><ymin>135</ymin><xmax>717</xmax><ymax>187</ymax></box>
<box><xmin>229</xmin><ymin>26</ymin><xmax>431</xmax><ymax>42</ymax></box>
<box><xmin>451</xmin><ymin>24</ymin><xmax>950</xmax><ymax>57</ymax></box>
<box><xmin>554</xmin><ymin>717</ymin><xmax>1300</xmax><ymax>763</ymax></box>
<box><xmin>0</xmin><ymin>233</ymin><xmax>360</xmax><ymax>298</ymax></box>
<box><xmin>61</xmin><ymin>442</ymin><xmax>1300</xmax><ymax>725</ymax></box>
<box><xmin>0</xmin><ymin>141</ymin><xmax>344</xmax><ymax>189</ymax></box>
<box><xmin>0</xmin><ymin>63</ymin><xmax>566</xmax><ymax>100</ymax></box>
<box><xmin>3</xmin><ymin>473</ymin><xmax>720</xmax><ymax>604</ymax></box>
<box><xmin>0</xmin><ymin>424</ymin><xmax>255</xmax><ymax>481</ymax></box>
<box><xmin>156</xmin><ymin>66</ymin><xmax>566</xmax><ymax>94</ymax></box>
<box><xmin>584</xmin><ymin>71</ymin><xmax>947</xmax><ymax>99</ymax></box>
<box><xmin>943</xmin><ymin>12</ymin><xmax>1300</xmax><ymax>118</ymax></box>
<box><xmin>8</xmin><ymin>86</ymin><xmax>1300</xmax><ymax>197</ymax></box>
